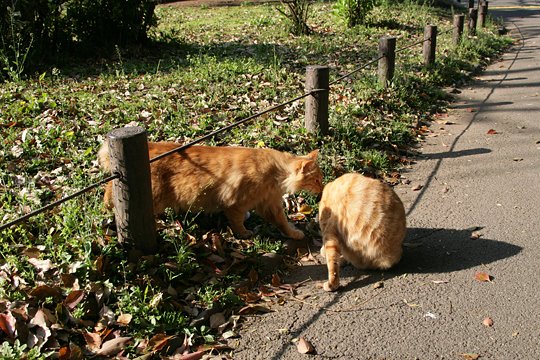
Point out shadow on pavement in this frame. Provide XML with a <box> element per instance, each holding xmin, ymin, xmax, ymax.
<box><xmin>420</xmin><ymin>147</ymin><xmax>491</xmax><ymax>159</ymax></box>
<box><xmin>285</xmin><ymin>227</ymin><xmax>523</xmax><ymax>285</ymax></box>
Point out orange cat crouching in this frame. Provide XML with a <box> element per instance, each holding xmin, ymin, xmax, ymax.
<box><xmin>318</xmin><ymin>173</ymin><xmax>406</xmax><ymax>291</ymax></box>
<box><xmin>98</xmin><ymin>142</ymin><xmax>323</xmax><ymax>240</ymax></box>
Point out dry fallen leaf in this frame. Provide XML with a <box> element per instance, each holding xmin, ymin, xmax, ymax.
<box><xmin>64</xmin><ymin>290</ymin><xmax>85</xmax><ymax>311</ymax></box>
<box><xmin>238</xmin><ymin>304</ymin><xmax>274</xmax><ymax>315</ymax></box>
<box><xmin>147</xmin><ymin>333</ymin><xmax>175</xmax><ymax>352</ymax></box>
<box><xmin>0</xmin><ymin>312</ymin><xmax>16</xmax><ymax>338</ymax></box>
<box><xmin>435</xmin><ymin>119</ymin><xmax>455</xmax><ymax>125</ymax></box>
<box><xmin>117</xmin><ymin>313</ymin><xmax>132</xmax><ymax>326</ymax></box>
<box><xmin>209</xmin><ymin>312</ymin><xmax>226</xmax><ymax>329</ymax></box>
<box><xmin>482</xmin><ymin>317</ymin><xmax>494</xmax><ymax>327</ymax></box>
<box><xmin>83</xmin><ymin>331</ymin><xmax>102</xmax><ymax>351</ymax></box>
<box><xmin>432</xmin><ymin>280</ymin><xmax>449</xmax><ymax>284</ymax></box>
<box><xmin>412</xmin><ymin>184</ymin><xmax>423</xmax><ymax>191</ymax></box>
<box><xmin>272</xmin><ymin>273</ymin><xmax>282</xmax><ymax>287</ymax></box>
<box><xmin>297</xmin><ymin>336</ymin><xmax>315</xmax><ymax>354</ymax></box>
<box><xmin>475</xmin><ymin>271</ymin><xmax>492</xmax><ymax>282</ymax></box>
<box><xmin>373</xmin><ymin>281</ymin><xmax>384</xmax><ymax>289</ymax></box>
<box><xmin>96</xmin><ymin>337</ymin><xmax>132</xmax><ymax>356</ymax></box>
<box><xmin>460</xmin><ymin>353</ymin><xmax>480</xmax><ymax>360</ymax></box>
<box><xmin>29</xmin><ymin>284</ymin><xmax>63</xmax><ymax>299</ymax></box>
<box><xmin>470</xmin><ymin>231</ymin><xmax>483</xmax><ymax>240</ymax></box>
<box><xmin>248</xmin><ymin>268</ymin><xmax>259</xmax><ymax>285</ymax></box>
<box><xmin>173</xmin><ymin>350</ymin><xmax>204</xmax><ymax>360</ymax></box>
<box><xmin>298</xmin><ymin>204</ymin><xmax>313</xmax><ymax>215</ymax></box>
<box><xmin>27</xmin><ymin>258</ymin><xmax>54</xmax><ymax>274</ymax></box>
<box><xmin>486</xmin><ymin>129</ymin><xmax>498</xmax><ymax>135</ymax></box>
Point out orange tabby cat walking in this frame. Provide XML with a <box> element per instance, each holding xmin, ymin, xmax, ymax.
<box><xmin>98</xmin><ymin>142</ymin><xmax>323</xmax><ymax>239</ymax></box>
<box><xmin>318</xmin><ymin>173</ymin><xmax>406</xmax><ymax>291</ymax></box>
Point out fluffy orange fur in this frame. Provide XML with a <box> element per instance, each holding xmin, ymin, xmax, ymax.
<box><xmin>98</xmin><ymin>142</ymin><xmax>323</xmax><ymax>239</ymax></box>
<box><xmin>318</xmin><ymin>173</ymin><xmax>406</xmax><ymax>291</ymax></box>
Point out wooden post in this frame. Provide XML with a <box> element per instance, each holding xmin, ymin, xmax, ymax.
<box><xmin>305</xmin><ymin>65</ymin><xmax>329</xmax><ymax>135</ymax></box>
<box><xmin>453</xmin><ymin>14</ymin><xmax>465</xmax><ymax>46</ymax></box>
<box><xmin>478</xmin><ymin>1</ymin><xmax>489</xmax><ymax>27</ymax></box>
<box><xmin>107</xmin><ymin>126</ymin><xmax>157</xmax><ymax>253</ymax></box>
<box><xmin>468</xmin><ymin>8</ymin><xmax>478</xmax><ymax>36</ymax></box>
<box><xmin>423</xmin><ymin>25</ymin><xmax>437</xmax><ymax>67</ymax></box>
<box><xmin>378</xmin><ymin>37</ymin><xmax>396</xmax><ymax>88</ymax></box>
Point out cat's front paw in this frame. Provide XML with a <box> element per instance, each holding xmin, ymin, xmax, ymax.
<box><xmin>323</xmin><ymin>280</ymin><xmax>339</xmax><ymax>292</ymax></box>
<box><xmin>288</xmin><ymin>229</ymin><xmax>305</xmax><ymax>240</ymax></box>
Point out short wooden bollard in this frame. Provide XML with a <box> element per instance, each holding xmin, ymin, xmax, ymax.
<box><xmin>479</xmin><ymin>1</ymin><xmax>489</xmax><ymax>27</ymax></box>
<box><xmin>378</xmin><ymin>37</ymin><xmax>396</xmax><ymax>88</ymax></box>
<box><xmin>107</xmin><ymin>126</ymin><xmax>157</xmax><ymax>254</ymax></box>
<box><xmin>423</xmin><ymin>25</ymin><xmax>437</xmax><ymax>67</ymax></box>
<box><xmin>468</xmin><ymin>8</ymin><xmax>478</xmax><ymax>36</ymax></box>
<box><xmin>305</xmin><ymin>65</ymin><xmax>329</xmax><ymax>135</ymax></box>
<box><xmin>453</xmin><ymin>14</ymin><xmax>465</xmax><ymax>46</ymax></box>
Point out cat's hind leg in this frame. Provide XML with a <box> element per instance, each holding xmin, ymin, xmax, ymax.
<box><xmin>322</xmin><ymin>231</ymin><xmax>341</xmax><ymax>292</ymax></box>
<box><xmin>255</xmin><ymin>201</ymin><xmax>304</xmax><ymax>240</ymax></box>
<box><xmin>224</xmin><ymin>207</ymin><xmax>253</xmax><ymax>239</ymax></box>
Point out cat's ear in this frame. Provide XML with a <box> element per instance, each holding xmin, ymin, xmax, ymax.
<box><xmin>306</xmin><ymin>149</ymin><xmax>319</xmax><ymax>161</ymax></box>
<box><xmin>298</xmin><ymin>158</ymin><xmax>316</xmax><ymax>174</ymax></box>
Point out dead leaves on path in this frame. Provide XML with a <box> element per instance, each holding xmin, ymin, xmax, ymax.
<box><xmin>474</xmin><ymin>271</ymin><xmax>493</xmax><ymax>282</ymax></box>
<box><xmin>460</xmin><ymin>353</ymin><xmax>480</xmax><ymax>360</ymax></box>
<box><xmin>296</xmin><ymin>336</ymin><xmax>315</xmax><ymax>354</ymax></box>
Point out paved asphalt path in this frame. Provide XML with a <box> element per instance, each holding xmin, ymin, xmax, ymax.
<box><xmin>233</xmin><ymin>1</ymin><xmax>540</xmax><ymax>359</ymax></box>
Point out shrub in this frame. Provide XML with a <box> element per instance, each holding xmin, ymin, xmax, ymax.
<box><xmin>66</xmin><ymin>0</ymin><xmax>157</xmax><ymax>51</ymax></box>
<box><xmin>0</xmin><ymin>0</ymin><xmax>156</xmax><ymax>80</ymax></box>
<box><xmin>277</xmin><ymin>0</ymin><xmax>312</xmax><ymax>35</ymax></box>
<box><xmin>334</xmin><ymin>0</ymin><xmax>376</xmax><ymax>28</ymax></box>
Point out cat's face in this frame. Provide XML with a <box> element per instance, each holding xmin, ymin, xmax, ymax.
<box><xmin>297</xmin><ymin>150</ymin><xmax>324</xmax><ymax>194</ymax></box>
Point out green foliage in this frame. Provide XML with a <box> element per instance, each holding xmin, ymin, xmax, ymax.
<box><xmin>334</xmin><ymin>0</ymin><xmax>376</xmax><ymax>27</ymax></box>
<box><xmin>0</xmin><ymin>340</ymin><xmax>51</xmax><ymax>360</ymax></box>
<box><xmin>197</xmin><ymin>283</ymin><xmax>242</xmax><ymax>309</ymax></box>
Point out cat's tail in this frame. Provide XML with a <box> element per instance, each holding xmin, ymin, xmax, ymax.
<box><xmin>97</xmin><ymin>140</ymin><xmax>111</xmax><ymax>172</ymax></box>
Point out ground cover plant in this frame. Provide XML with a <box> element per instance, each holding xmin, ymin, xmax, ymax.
<box><xmin>0</xmin><ymin>1</ymin><xmax>511</xmax><ymax>358</ymax></box>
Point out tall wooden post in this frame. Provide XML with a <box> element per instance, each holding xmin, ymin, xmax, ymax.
<box><xmin>468</xmin><ymin>8</ymin><xmax>478</xmax><ymax>36</ymax></box>
<box><xmin>378</xmin><ymin>37</ymin><xmax>396</xmax><ymax>88</ymax></box>
<box><xmin>479</xmin><ymin>1</ymin><xmax>489</xmax><ymax>27</ymax></box>
<box><xmin>423</xmin><ymin>25</ymin><xmax>437</xmax><ymax>67</ymax></box>
<box><xmin>107</xmin><ymin>126</ymin><xmax>157</xmax><ymax>254</ymax></box>
<box><xmin>305</xmin><ymin>65</ymin><xmax>329</xmax><ymax>135</ymax></box>
<box><xmin>453</xmin><ymin>14</ymin><xmax>465</xmax><ymax>46</ymax></box>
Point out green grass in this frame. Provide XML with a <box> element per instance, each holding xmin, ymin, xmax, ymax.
<box><xmin>0</xmin><ymin>1</ymin><xmax>511</xmax><ymax>357</ymax></box>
